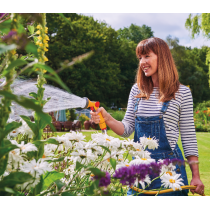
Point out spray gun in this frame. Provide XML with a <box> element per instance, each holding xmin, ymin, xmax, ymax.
<box><xmin>82</xmin><ymin>97</ymin><xmax>107</xmax><ymax>134</ymax></box>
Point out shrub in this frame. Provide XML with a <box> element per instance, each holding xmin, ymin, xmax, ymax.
<box><xmin>79</xmin><ymin>114</ymin><xmax>90</xmax><ymax>128</ymax></box>
<box><xmin>110</xmin><ymin>111</ymin><xmax>125</xmax><ymax>121</ymax></box>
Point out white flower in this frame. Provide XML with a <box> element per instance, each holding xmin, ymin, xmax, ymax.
<box><xmin>140</xmin><ymin>136</ymin><xmax>159</xmax><ymax>150</ymax></box>
<box><xmin>64</xmin><ymin>131</ymin><xmax>85</xmax><ymax>142</ymax></box>
<box><xmin>18</xmin><ymin>141</ymin><xmax>38</xmax><ymax>153</ymax></box>
<box><xmin>158</xmin><ymin>159</ymin><xmax>176</xmax><ymax>174</ymax></box>
<box><xmin>42</xmin><ymin>145</ymin><xmax>54</xmax><ymax>159</ymax></box>
<box><xmin>116</xmin><ymin>159</ymin><xmax>130</xmax><ymax>169</ymax></box>
<box><xmin>161</xmin><ymin>173</ymin><xmax>184</xmax><ymax>191</ymax></box>
<box><xmin>130</xmin><ymin>157</ymin><xmax>156</xmax><ymax>165</ymax></box>
<box><xmin>56</xmin><ymin>136</ymin><xmax>72</xmax><ymax>150</ymax></box>
<box><xmin>139</xmin><ymin>175</ymin><xmax>151</xmax><ymax>189</ymax></box>
<box><xmin>18</xmin><ymin>119</ymin><xmax>34</xmax><ymax>138</ymax></box>
<box><xmin>8</xmin><ymin>149</ymin><xmax>24</xmax><ymax>168</ymax></box>
<box><xmin>133</xmin><ymin>175</ymin><xmax>151</xmax><ymax>189</ymax></box>
<box><xmin>122</xmin><ymin>138</ymin><xmax>134</xmax><ymax>148</ymax></box>
<box><xmin>20</xmin><ymin>159</ymin><xmax>52</xmax><ymax>177</ymax></box>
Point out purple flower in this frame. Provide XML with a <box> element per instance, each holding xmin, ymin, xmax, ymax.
<box><xmin>113</xmin><ymin>164</ymin><xmax>151</xmax><ymax>186</ymax></box>
<box><xmin>0</xmin><ymin>13</ymin><xmax>9</xmax><ymax>18</ymax></box>
<box><xmin>93</xmin><ymin>172</ymin><xmax>111</xmax><ymax>188</ymax></box>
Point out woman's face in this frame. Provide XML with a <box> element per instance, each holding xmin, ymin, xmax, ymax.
<box><xmin>139</xmin><ymin>51</ymin><xmax>158</xmax><ymax>78</ymax></box>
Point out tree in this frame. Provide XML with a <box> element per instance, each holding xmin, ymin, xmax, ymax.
<box><xmin>185</xmin><ymin>13</ymin><xmax>210</xmax><ymax>86</ymax></box>
<box><xmin>46</xmin><ymin>13</ymin><xmax>122</xmax><ymax>107</ymax></box>
<box><xmin>165</xmin><ymin>35</ymin><xmax>210</xmax><ymax>104</ymax></box>
<box><xmin>117</xmin><ymin>24</ymin><xmax>154</xmax><ymax>44</ymax></box>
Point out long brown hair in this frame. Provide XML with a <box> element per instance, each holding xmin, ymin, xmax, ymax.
<box><xmin>135</xmin><ymin>37</ymin><xmax>180</xmax><ymax>102</ymax></box>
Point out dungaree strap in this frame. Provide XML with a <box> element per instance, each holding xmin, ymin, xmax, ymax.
<box><xmin>160</xmin><ymin>101</ymin><xmax>170</xmax><ymax>114</ymax></box>
<box><xmin>134</xmin><ymin>98</ymin><xmax>140</xmax><ymax>114</ymax></box>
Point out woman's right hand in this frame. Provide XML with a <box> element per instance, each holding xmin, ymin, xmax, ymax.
<box><xmin>90</xmin><ymin>107</ymin><xmax>110</xmax><ymax>124</ymax></box>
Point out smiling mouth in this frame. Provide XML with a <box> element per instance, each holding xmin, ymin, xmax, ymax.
<box><xmin>143</xmin><ymin>67</ymin><xmax>150</xmax><ymax>72</ymax></box>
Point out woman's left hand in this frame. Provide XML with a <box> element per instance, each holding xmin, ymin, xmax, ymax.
<box><xmin>190</xmin><ymin>177</ymin><xmax>205</xmax><ymax>196</ymax></box>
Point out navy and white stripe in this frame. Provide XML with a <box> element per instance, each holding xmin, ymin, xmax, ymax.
<box><xmin>121</xmin><ymin>83</ymin><xmax>198</xmax><ymax>158</ymax></box>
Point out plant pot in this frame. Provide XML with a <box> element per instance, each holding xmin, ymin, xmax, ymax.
<box><xmin>91</xmin><ymin>121</ymin><xmax>98</xmax><ymax>129</ymax></box>
<box><xmin>84</xmin><ymin>120</ymin><xmax>91</xmax><ymax>130</ymax></box>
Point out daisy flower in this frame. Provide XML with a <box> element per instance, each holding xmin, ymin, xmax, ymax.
<box><xmin>161</xmin><ymin>173</ymin><xmax>184</xmax><ymax>191</ymax></box>
<box><xmin>130</xmin><ymin>157</ymin><xmax>156</xmax><ymax>165</ymax></box>
<box><xmin>140</xmin><ymin>136</ymin><xmax>159</xmax><ymax>150</ymax></box>
<box><xmin>17</xmin><ymin>141</ymin><xmax>38</xmax><ymax>153</ymax></box>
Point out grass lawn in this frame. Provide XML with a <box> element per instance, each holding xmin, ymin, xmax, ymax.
<box><xmin>55</xmin><ymin>130</ymin><xmax>210</xmax><ymax>196</ymax></box>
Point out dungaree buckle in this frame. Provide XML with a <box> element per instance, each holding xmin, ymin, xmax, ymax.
<box><xmin>159</xmin><ymin>115</ymin><xmax>162</xmax><ymax>119</ymax></box>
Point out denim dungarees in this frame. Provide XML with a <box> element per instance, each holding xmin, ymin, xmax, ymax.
<box><xmin>127</xmin><ymin>97</ymin><xmax>189</xmax><ymax>196</ymax></box>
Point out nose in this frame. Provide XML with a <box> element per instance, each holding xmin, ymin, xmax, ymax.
<box><xmin>140</xmin><ymin>57</ymin><xmax>146</xmax><ymax>66</ymax></box>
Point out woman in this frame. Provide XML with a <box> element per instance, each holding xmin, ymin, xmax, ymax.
<box><xmin>90</xmin><ymin>37</ymin><xmax>204</xmax><ymax>196</ymax></box>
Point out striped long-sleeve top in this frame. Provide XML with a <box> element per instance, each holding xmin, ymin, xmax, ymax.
<box><xmin>121</xmin><ymin>83</ymin><xmax>198</xmax><ymax>158</ymax></box>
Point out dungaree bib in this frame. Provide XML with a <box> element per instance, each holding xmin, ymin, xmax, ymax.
<box><xmin>127</xmin><ymin>98</ymin><xmax>189</xmax><ymax>196</ymax></box>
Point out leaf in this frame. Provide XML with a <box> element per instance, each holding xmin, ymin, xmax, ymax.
<box><xmin>88</xmin><ymin>167</ymin><xmax>105</xmax><ymax>177</ymax></box>
<box><xmin>2</xmin><ymin>59</ymin><xmax>28</xmax><ymax>77</ymax></box>
<box><xmin>46</xmin><ymin>156</ymin><xmax>65</xmax><ymax>163</ymax></box>
<box><xmin>29</xmin><ymin>92</ymin><xmax>38</xmax><ymax>99</ymax></box>
<box><xmin>33</xmin><ymin>175</ymin><xmax>43</xmax><ymax>196</ymax></box>
<box><xmin>0</xmin><ymin>19</ymin><xmax>11</xmax><ymax>34</ymax></box>
<box><xmin>27</xmin><ymin>25</ymin><xmax>35</xmax><ymax>35</ymax></box>
<box><xmin>42</xmin><ymin>171</ymin><xmax>64</xmax><ymax>191</ymax></box>
<box><xmin>20</xmin><ymin>115</ymin><xmax>38</xmax><ymax>135</ymax></box>
<box><xmin>33</xmin><ymin>140</ymin><xmax>45</xmax><ymax>160</ymax></box>
<box><xmin>98</xmin><ymin>145</ymin><xmax>111</xmax><ymax>154</ymax></box>
<box><xmin>58</xmin><ymin>13</ymin><xmax>73</xmax><ymax>30</ymax></box>
<box><xmin>0</xmin><ymin>144</ymin><xmax>19</xmax><ymax>159</ymax></box>
<box><xmin>0</xmin><ymin>154</ymin><xmax>8</xmax><ymax>176</ymax></box>
<box><xmin>110</xmin><ymin>158</ymin><xmax>117</xmax><ymax>171</ymax></box>
<box><xmin>46</xmin><ymin>138</ymin><xmax>59</xmax><ymax>145</ymax></box>
<box><xmin>25</xmin><ymin>42</ymin><xmax>38</xmax><ymax>58</ymax></box>
<box><xmin>0</xmin><ymin>91</ymin><xmax>55</xmax><ymax>133</ymax></box>
<box><xmin>54</xmin><ymin>179</ymin><xmax>66</xmax><ymax>191</ymax></box>
<box><xmin>0</xmin><ymin>172</ymin><xmax>33</xmax><ymax>188</ymax></box>
<box><xmin>34</xmin><ymin>63</ymin><xmax>71</xmax><ymax>93</ymax></box>
<box><xmin>61</xmin><ymin>192</ymin><xmax>74</xmax><ymax>196</ymax></box>
<box><xmin>0</xmin><ymin>44</ymin><xmax>17</xmax><ymax>55</ymax></box>
<box><xmin>85</xmin><ymin>179</ymin><xmax>99</xmax><ymax>196</ymax></box>
<box><xmin>76</xmin><ymin>161</ymin><xmax>86</xmax><ymax>170</ymax></box>
<box><xmin>1</xmin><ymin>121</ymin><xmax>22</xmax><ymax>139</ymax></box>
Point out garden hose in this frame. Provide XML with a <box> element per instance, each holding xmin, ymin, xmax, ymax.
<box><xmin>130</xmin><ymin>185</ymin><xmax>205</xmax><ymax>196</ymax></box>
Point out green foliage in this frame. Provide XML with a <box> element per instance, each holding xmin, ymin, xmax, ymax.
<box><xmin>79</xmin><ymin>113</ymin><xmax>90</xmax><ymax>128</ymax></box>
<box><xmin>166</xmin><ymin>36</ymin><xmax>210</xmax><ymax>104</ymax></box>
<box><xmin>42</xmin><ymin>171</ymin><xmax>64</xmax><ymax>191</ymax></box>
<box><xmin>110</xmin><ymin>111</ymin><xmax>125</xmax><ymax>121</ymax></box>
<box><xmin>117</xmin><ymin>24</ymin><xmax>154</xmax><ymax>44</ymax></box>
<box><xmin>68</xmin><ymin>109</ymin><xmax>78</xmax><ymax>121</ymax></box>
<box><xmin>45</xmin><ymin>13</ymin><xmax>143</xmax><ymax>107</ymax></box>
<box><xmin>185</xmin><ymin>13</ymin><xmax>210</xmax><ymax>86</ymax></box>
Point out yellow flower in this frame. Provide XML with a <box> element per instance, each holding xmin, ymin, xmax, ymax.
<box><xmin>39</xmin><ymin>43</ymin><xmax>43</xmax><ymax>47</ymax></box>
<box><xmin>45</xmin><ymin>35</ymin><xmax>50</xmax><ymax>40</ymax></box>
<box><xmin>38</xmin><ymin>36</ymin><xmax>42</xmax><ymax>40</ymax></box>
<box><xmin>44</xmin><ymin>56</ymin><xmax>48</xmax><ymax>62</ymax></box>
<box><xmin>36</xmin><ymin>41</ymin><xmax>40</xmax><ymax>45</ymax></box>
<box><xmin>36</xmin><ymin>30</ymin><xmax>41</xmax><ymax>35</ymax></box>
<box><xmin>37</xmin><ymin>48</ymin><xmax>41</xmax><ymax>52</ymax></box>
<box><xmin>45</xmin><ymin>27</ymin><xmax>48</xmax><ymax>33</ymax></box>
<box><xmin>35</xmin><ymin>68</ymin><xmax>39</xmax><ymax>71</ymax></box>
<box><xmin>36</xmin><ymin>25</ymin><xmax>42</xmax><ymax>29</ymax></box>
<box><xmin>44</xmin><ymin>47</ymin><xmax>48</xmax><ymax>52</ymax></box>
<box><xmin>43</xmin><ymin>39</ymin><xmax>47</xmax><ymax>44</ymax></box>
<box><xmin>14</xmin><ymin>19</ymin><xmax>17</xmax><ymax>22</ymax></box>
<box><xmin>43</xmin><ymin>70</ymin><xmax>47</xmax><ymax>73</ymax></box>
<box><xmin>45</xmin><ymin>43</ymin><xmax>49</xmax><ymax>47</ymax></box>
<box><xmin>11</xmin><ymin>50</ymin><xmax>16</xmax><ymax>55</ymax></box>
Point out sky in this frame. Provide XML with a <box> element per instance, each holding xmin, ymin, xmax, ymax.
<box><xmin>81</xmin><ymin>13</ymin><xmax>210</xmax><ymax>49</ymax></box>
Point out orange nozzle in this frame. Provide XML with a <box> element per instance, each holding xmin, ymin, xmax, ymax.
<box><xmin>86</xmin><ymin>98</ymin><xmax>107</xmax><ymax>130</ymax></box>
